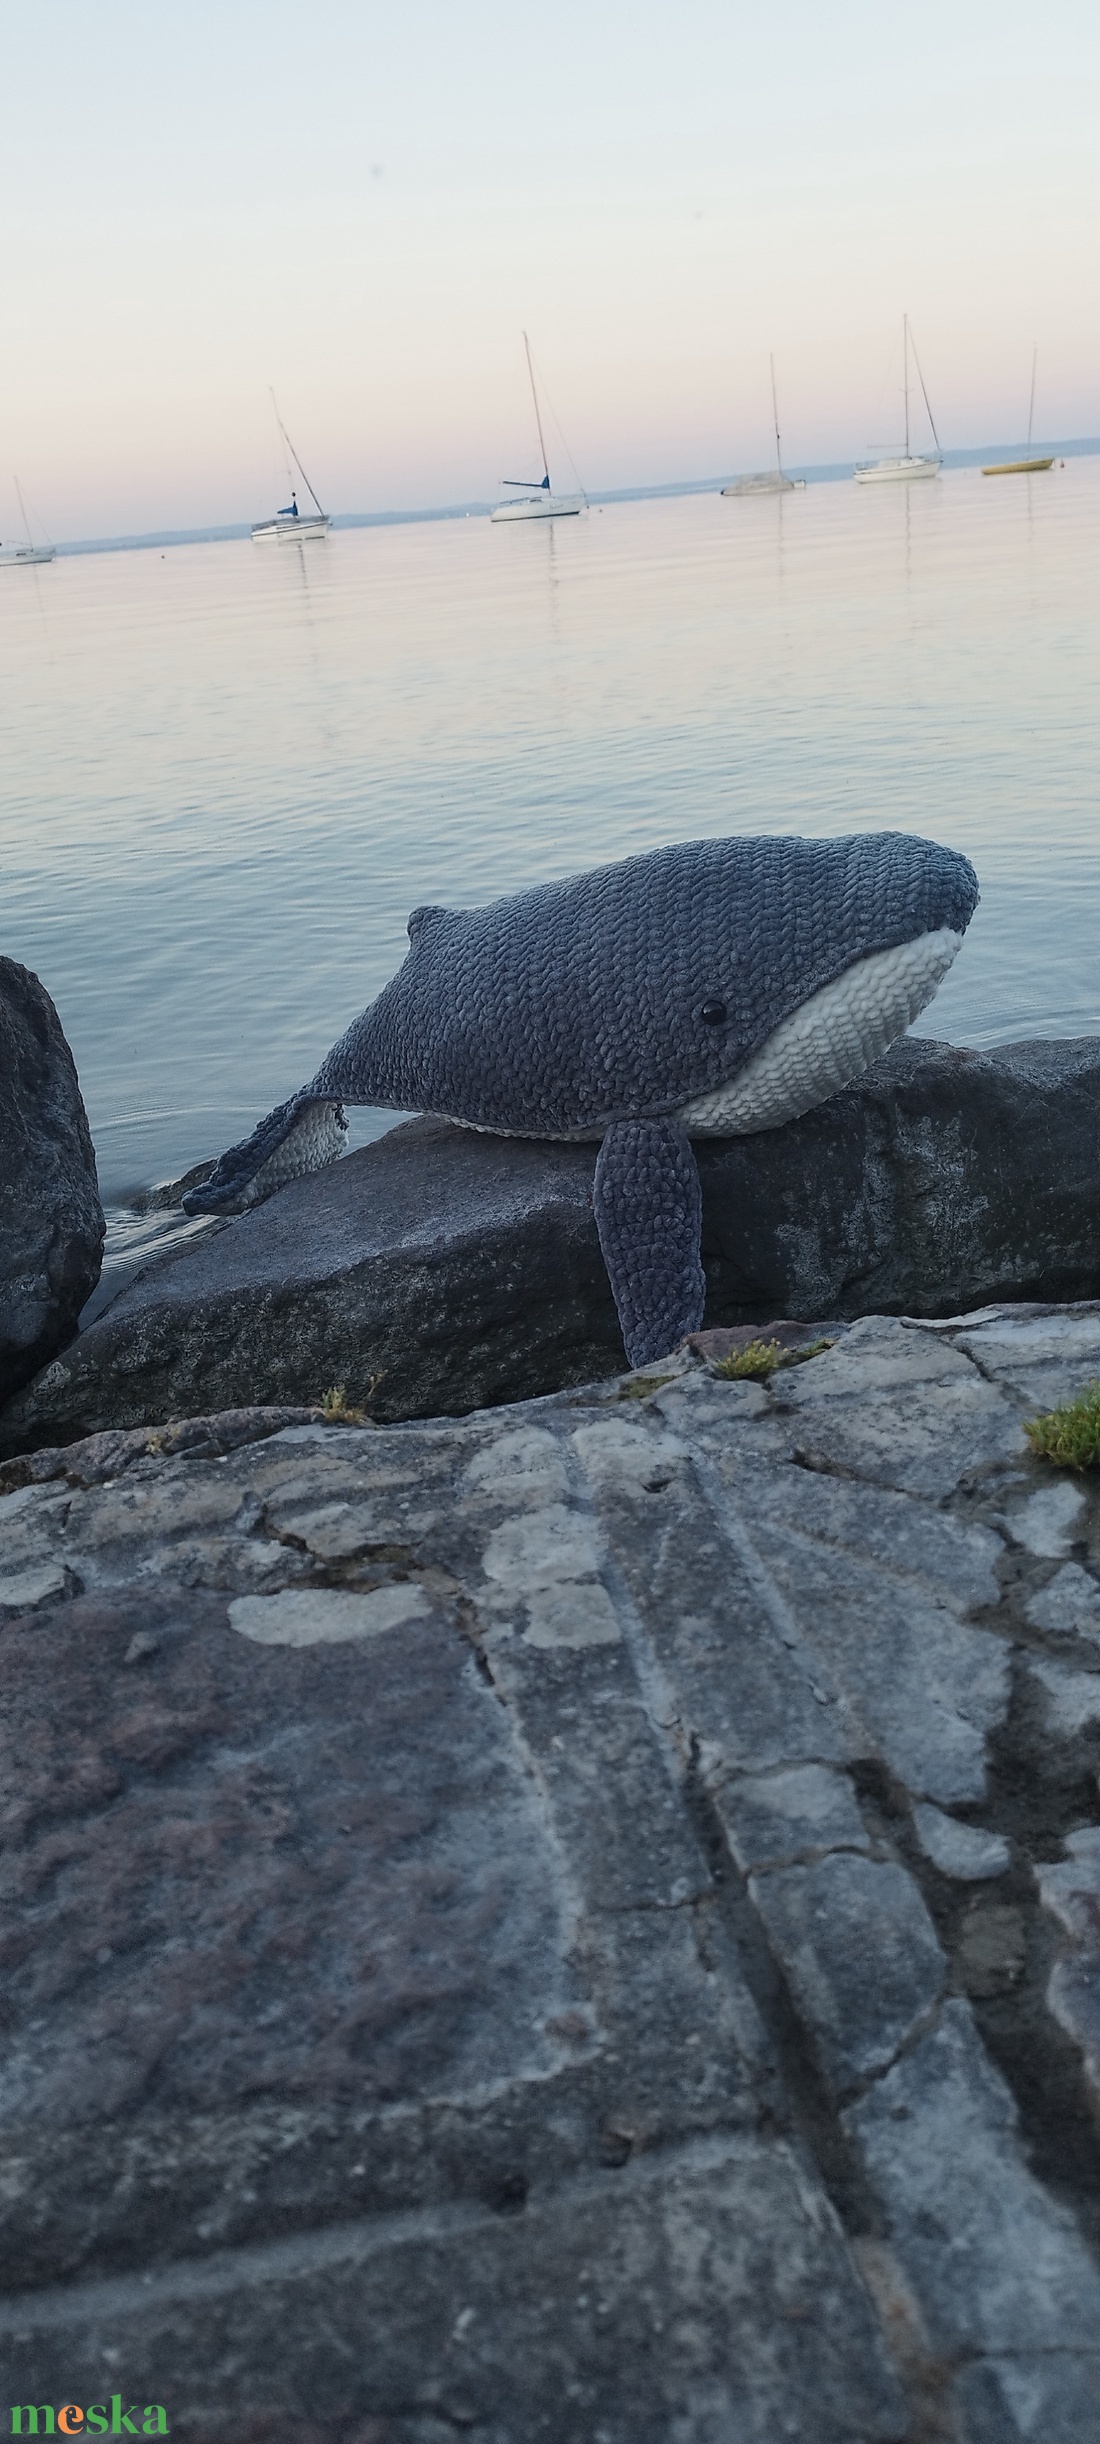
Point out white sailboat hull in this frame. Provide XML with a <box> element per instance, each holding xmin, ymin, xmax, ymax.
<box><xmin>0</xmin><ymin>544</ymin><xmax>55</xmax><ymax>568</ymax></box>
<box><xmin>721</xmin><ymin>473</ymin><xmax>805</xmax><ymax>496</ymax></box>
<box><xmin>854</xmin><ymin>456</ymin><xmax>941</xmax><ymax>485</ymax></box>
<box><xmin>251</xmin><ymin>514</ymin><xmax>331</xmax><ymax>542</ymax></box>
<box><xmin>490</xmin><ymin>494</ymin><xmax>584</xmax><ymax>522</ymax></box>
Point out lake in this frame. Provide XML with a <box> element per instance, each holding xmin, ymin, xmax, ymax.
<box><xmin>3</xmin><ymin>462</ymin><xmax>1097</xmax><ymax>1273</ymax></box>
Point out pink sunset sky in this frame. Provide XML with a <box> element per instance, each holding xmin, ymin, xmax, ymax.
<box><xmin>4</xmin><ymin>0</ymin><xmax>1099</xmax><ymax>538</ymax></box>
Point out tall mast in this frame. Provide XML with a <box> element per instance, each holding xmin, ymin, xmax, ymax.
<box><xmin>269</xmin><ymin>389</ymin><xmax>327</xmax><ymax>518</ymax></box>
<box><xmin>1027</xmin><ymin>345</ymin><xmax>1037</xmax><ymax>450</ymax></box>
<box><xmin>771</xmin><ymin>354</ymin><xmax>783</xmax><ymax>478</ymax></box>
<box><xmin>523</xmin><ymin>332</ymin><xmax>551</xmax><ymax>490</ymax></box>
<box><xmin>907</xmin><ymin>323</ymin><xmax>942</xmax><ymax>457</ymax></box>
<box><xmin>903</xmin><ymin>316</ymin><xmax>910</xmax><ymax>458</ymax></box>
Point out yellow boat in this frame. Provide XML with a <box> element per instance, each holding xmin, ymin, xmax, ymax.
<box><xmin>982</xmin><ymin>349</ymin><xmax>1054</xmax><ymax>476</ymax></box>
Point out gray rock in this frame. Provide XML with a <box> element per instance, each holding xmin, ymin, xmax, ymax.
<box><xmin>684</xmin><ymin>1441</ymin><xmax>1011</xmax><ymax>1803</ymax></box>
<box><xmin>1005</xmin><ymin>1479</ymin><xmax>1088</xmax><ymax>1557</ymax></box>
<box><xmin>0</xmin><ymin>958</ymin><xmax>103</xmax><ymax>1406</ymax></box>
<box><xmin>1038</xmin><ymin>1828</ymin><xmax>1100</xmax><ymax>2107</ymax></box>
<box><xmin>0</xmin><ymin>2139</ymin><xmax>909</xmax><ymax>2442</ymax></box>
<box><xmin>911</xmin><ymin>1803</ymin><xmax>1011</xmax><ymax>1881</ymax></box>
<box><xmin>0</xmin><ymin>1118</ymin><xmax>622</xmax><ymax>1453</ymax></box>
<box><xmin>748</xmin><ymin>1853</ymin><xmax>946</xmax><ymax>2095</ymax></box>
<box><xmin>698</xmin><ymin>1034</ymin><xmax>1100</xmax><ymax>1332</ymax></box>
<box><xmin>4</xmin><ymin>1310</ymin><xmax>1100</xmax><ymax>2428</ymax></box>
<box><xmin>775</xmin><ymin>1313</ymin><xmax>1027</xmax><ymax>1498</ymax></box>
<box><xmin>716</xmin><ymin>1764</ymin><xmax>871</xmax><ymax>1871</ymax></box>
<box><xmin>1026</xmin><ymin>1561</ymin><xmax>1100</xmax><ymax>1646</ymax></box>
<box><xmin>0</xmin><ymin>1402</ymin><xmax>332</xmax><ymax>1491</ymax></box>
<box><xmin>953</xmin><ymin>2353</ymin><xmax>1100</xmax><ymax>2444</ymax></box>
<box><xmin>8</xmin><ymin>1030</ymin><xmax>1100</xmax><ymax>1449</ymax></box>
<box><xmin>847</xmin><ymin>2000</ymin><xmax>1100</xmax><ymax>2357</ymax></box>
<box><xmin>1027</xmin><ymin>1654</ymin><xmax>1100</xmax><ymax>1734</ymax></box>
<box><xmin>952</xmin><ymin>1304</ymin><xmax>1100</xmax><ymax>1414</ymax></box>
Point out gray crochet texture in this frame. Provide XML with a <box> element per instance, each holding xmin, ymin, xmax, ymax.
<box><xmin>593</xmin><ymin>1120</ymin><xmax>706</xmax><ymax>1366</ymax></box>
<box><xmin>184</xmin><ymin>830</ymin><xmax>979</xmax><ymax>1364</ymax></box>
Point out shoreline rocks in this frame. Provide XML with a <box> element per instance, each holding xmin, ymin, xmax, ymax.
<box><xmin>0</xmin><ymin>959</ymin><xmax>103</xmax><ymax>1409</ymax></box>
<box><xmin>5</xmin><ymin>1033</ymin><xmax>1100</xmax><ymax>1454</ymax></box>
<box><xmin>3</xmin><ymin>1307</ymin><xmax>1100</xmax><ymax>2433</ymax></box>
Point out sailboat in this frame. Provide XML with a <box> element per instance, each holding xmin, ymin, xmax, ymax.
<box><xmin>252</xmin><ymin>393</ymin><xmax>332</xmax><ymax>541</ymax></box>
<box><xmin>722</xmin><ymin>357</ymin><xmax>807</xmax><ymax>497</ymax></box>
<box><xmin>490</xmin><ymin>335</ymin><xmax>585</xmax><ymax>522</ymax></box>
<box><xmin>0</xmin><ymin>477</ymin><xmax>56</xmax><ymax>569</ymax></box>
<box><xmin>982</xmin><ymin>350</ymin><xmax>1054</xmax><ymax>477</ymax></box>
<box><xmin>854</xmin><ymin>317</ymin><xmax>942</xmax><ymax>484</ymax></box>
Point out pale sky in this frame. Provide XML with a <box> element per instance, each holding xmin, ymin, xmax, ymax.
<box><xmin>4</xmin><ymin>0</ymin><xmax>1099</xmax><ymax>538</ymax></box>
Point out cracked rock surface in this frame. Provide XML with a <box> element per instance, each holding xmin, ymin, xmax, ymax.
<box><xmin>3</xmin><ymin>1305</ymin><xmax>1100</xmax><ymax>2439</ymax></box>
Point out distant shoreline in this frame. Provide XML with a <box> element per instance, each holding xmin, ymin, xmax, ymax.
<box><xmin>51</xmin><ymin>439</ymin><xmax>1100</xmax><ymax>560</ymax></box>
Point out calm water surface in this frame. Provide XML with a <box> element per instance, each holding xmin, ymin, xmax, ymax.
<box><xmin>3</xmin><ymin>467</ymin><xmax>1098</xmax><ymax>1265</ymax></box>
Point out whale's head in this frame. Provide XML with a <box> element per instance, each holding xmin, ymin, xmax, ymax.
<box><xmin>671</xmin><ymin>829</ymin><xmax>978</xmax><ymax>1136</ymax></box>
<box><xmin>367</xmin><ymin>828</ymin><xmax>979</xmax><ymax>1138</ymax></box>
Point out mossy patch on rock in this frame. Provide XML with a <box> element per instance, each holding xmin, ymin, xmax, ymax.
<box><xmin>1025</xmin><ymin>1382</ymin><xmax>1100</xmax><ymax>1469</ymax></box>
<box><xmin>712</xmin><ymin>1335</ymin><xmax>834</xmax><ymax>1382</ymax></box>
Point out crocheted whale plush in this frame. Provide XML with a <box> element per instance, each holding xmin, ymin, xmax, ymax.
<box><xmin>183</xmin><ymin>831</ymin><xmax>978</xmax><ymax>1366</ymax></box>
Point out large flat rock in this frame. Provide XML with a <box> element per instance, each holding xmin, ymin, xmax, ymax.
<box><xmin>6</xmin><ymin>1034</ymin><xmax>1100</xmax><ymax>1452</ymax></box>
<box><xmin>3</xmin><ymin>1307</ymin><xmax>1100</xmax><ymax>2435</ymax></box>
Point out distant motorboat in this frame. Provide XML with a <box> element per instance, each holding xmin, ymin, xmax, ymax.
<box><xmin>854</xmin><ymin>317</ymin><xmax>942</xmax><ymax>484</ymax></box>
<box><xmin>722</xmin><ymin>356</ymin><xmax>806</xmax><ymax>497</ymax></box>
<box><xmin>252</xmin><ymin>393</ymin><xmax>331</xmax><ymax>541</ymax></box>
<box><xmin>982</xmin><ymin>347</ymin><xmax>1054</xmax><ymax>477</ymax></box>
<box><xmin>491</xmin><ymin>335</ymin><xmax>586</xmax><ymax>523</ymax></box>
<box><xmin>0</xmin><ymin>477</ymin><xmax>56</xmax><ymax>567</ymax></box>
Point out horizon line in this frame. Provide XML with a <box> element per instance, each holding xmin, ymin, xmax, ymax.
<box><xmin>48</xmin><ymin>437</ymin><xmax>1100</xmax><ymax>559</ymax></box>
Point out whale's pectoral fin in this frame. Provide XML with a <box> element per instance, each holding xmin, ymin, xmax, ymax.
<box><xmin>593</xmin><ymin>1119</ymin><xmax>706</xmax><ymax>1369</ymax></box>
<box><xmin>180</xmin><ymin>1093</ymin><xmax>348</xmax><ymax>1215</ymax></box>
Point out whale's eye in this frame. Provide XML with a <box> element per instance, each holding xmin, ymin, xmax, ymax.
<box><xmin>701</xmin><ymin>998</ymin><xmax>727</xmax><ymax>1026</ymax></box>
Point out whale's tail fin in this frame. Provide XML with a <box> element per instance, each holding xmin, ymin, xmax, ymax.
<box><xmin>181</xmin><ymin>1093</ymin><xmax>348</xmax><ymax>1215</ymax></box>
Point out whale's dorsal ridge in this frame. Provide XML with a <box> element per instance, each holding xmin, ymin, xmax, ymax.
<box><xmin>407</xmin><ymin>904</ymin><xmax>456</xmax><ymax>944</ymax></box>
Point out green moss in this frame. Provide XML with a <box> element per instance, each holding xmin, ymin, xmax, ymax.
<box><xmin>712</xmin><ymin>1336</ymin><xmax>834</xmax><ymax>1383</ymax></box>
<box><xmin>1025</xmin><ymin>1382</ymin><xmax>1100</xmax><ymax>1469</ymax></box>
<box><xmin>712</xmin><ymin>1338</ymin><xmax>785</xmax><ymax>1381</ymax></box>
<box><xmin>319</xmin><ymin>1383</ymin><xmax>367</xmax><ymax>1425</ymax></box>
<box><xmin>615</xmin><ymin>1373</ymin><xmax>675</xmax><ymax>1401</ymax></box>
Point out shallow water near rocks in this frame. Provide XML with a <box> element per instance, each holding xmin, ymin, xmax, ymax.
<box><xmin>3</xmin><ymin>463</ymin><xmax>1098</xmax><ymax>1281</ymax></box>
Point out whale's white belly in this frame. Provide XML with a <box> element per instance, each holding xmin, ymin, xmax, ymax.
<box><xmin>674</xmin><ymin>925</ymin><xmax>962</xmax><ymax>1137</ymax></box>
